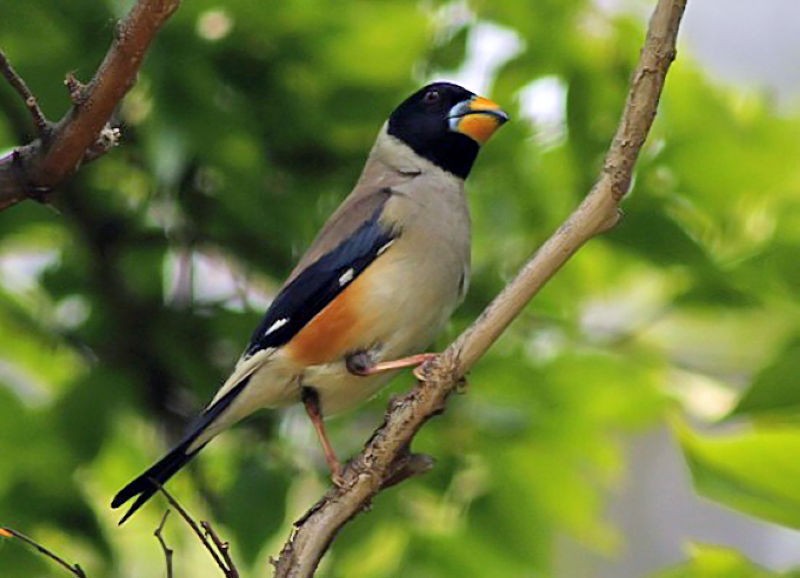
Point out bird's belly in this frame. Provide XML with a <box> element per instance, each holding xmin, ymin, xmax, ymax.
<box><xmin>300</xmin><ymin>364</ymin><xmax>397</xmax><ymax>415</ymax></box>
<box><xmin>292</xmin><ymin>243</ymin><xmax>464</xmax><ymax>414</ymax></box>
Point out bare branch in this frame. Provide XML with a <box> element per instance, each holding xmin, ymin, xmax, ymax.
<box><xmin>201</xmin><ymin>521</ymin><xmax>240</xmax><ymax>578</ymax></box>
<box><xmin>0</xmin><ymin>526</ymin><xmax>87</xmax><ymax>578</ymax></box>
<box><xmin>156</xmin><ymin>485</ymin><xmax>237</xmax><ymax>577</ymax></box>
<box><xmin>0</xmin><ymin>49</ymin><xmax>49</xmax><ymax>135</ymax></box>
<box><xmin>154</xmin><ymin>511</ymin><xmax>174</xmax><ymax>578</ymax></box>
<box><xmin>272</xmin><ymin>1</ymin><xmax>688</xmax><ymax>576</ymax></box>
<box><xmin>0</xmin><ymin>0</ymin><xmax>180</xmax><ymax>211</ymax></box>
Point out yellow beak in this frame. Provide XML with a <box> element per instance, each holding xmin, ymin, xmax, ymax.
<box><xmin>448</xmin><ymin>95</ymin><xmax>509</xmax><ymax>145</ymax></box>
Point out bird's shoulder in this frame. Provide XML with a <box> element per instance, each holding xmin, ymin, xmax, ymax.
<box><xmin>242</xmin><ymin>183</ymin><xmax>401</xmax><ymax>358</ymax></box>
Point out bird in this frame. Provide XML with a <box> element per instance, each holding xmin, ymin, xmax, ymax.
<box><xmin>111</xmin><ymin>81</ymin><xmax>508</xmax><ymax>524</ymax></box>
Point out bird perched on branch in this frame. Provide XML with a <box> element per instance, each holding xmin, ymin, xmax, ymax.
<box><xmin>112</xmin><ymin>82</ymin><xmax>508</xmax><ymax>523</ymax></box>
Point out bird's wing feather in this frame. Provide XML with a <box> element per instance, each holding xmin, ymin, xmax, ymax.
<box><xmin>243</xmin><ymin>187</ymin><xmax>398</xmax><ymax>357</ymax></box>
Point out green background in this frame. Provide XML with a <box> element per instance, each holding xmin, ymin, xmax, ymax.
<box><xmin>2</xmin><ymin>1</ymin><xmax>800</xmax><ymax>577</ymax></box>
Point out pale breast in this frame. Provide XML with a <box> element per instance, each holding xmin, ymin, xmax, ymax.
<box><xmin>305</xmin><ymin>177</ymin><xmax>471</xmax><ymax>413</ymax></box>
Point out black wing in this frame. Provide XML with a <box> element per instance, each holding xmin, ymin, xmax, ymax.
<box><xmin>244</xmin><ymin>204</ymin><xmax>398</xmax><ymax>357</ymax></box>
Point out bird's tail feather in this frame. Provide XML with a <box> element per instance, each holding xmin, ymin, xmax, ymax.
<box><xmin>111</xmin><ymin>376</ymin><xmax>251</xmax><ymax>524</ymax></box>
<box><xmin>111</xmin><ymin>438</ymin><xmax>204</xmax><ymax>524</ymax></box>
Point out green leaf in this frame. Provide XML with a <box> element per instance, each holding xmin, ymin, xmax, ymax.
<box><xmin>607</xmin><ymin>195</ymin><xmax>712</xmax><ymax>269</ymax></box>
<box><xmin>731</xmin><ymin>337</ymin><xmax>800</xmax><ymax>419</ymax></box>
<box><xmin>648</xmin><ymin>543</ymin><xmax>794</xmax><ymax>578</ymax></box>
<box><xmin>677</xmin><ymin>421</ymin><xmax>800</xmax><ymax>528</ymax></box>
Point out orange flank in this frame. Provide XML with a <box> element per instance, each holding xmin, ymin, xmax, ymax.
<box><xmin>0</xmin><ymin>527</ymin><xmax>12</xmax><ymax>537</ymax></box>
<box><xmin>285</xmin><ymin>272</ymin><xmax>371</xmax><ymax>367</ymax></box>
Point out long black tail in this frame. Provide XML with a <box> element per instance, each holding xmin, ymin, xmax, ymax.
<box><xmin>111</xmin><ymin>438</ymin><xmax>205</xmax><ymax>524</ymax></box>
<box><xmin>111</xmin><ymin>377</ymin><xmax>251</xmax><ymax>524</ymax></box>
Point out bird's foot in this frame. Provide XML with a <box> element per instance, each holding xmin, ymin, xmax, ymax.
<box><xmin>411</xmin><ymin>354</ymin><xmax>439</xmax><ymax>381</ymax></box>
<box><xmin>330</xmin><ymin>462</ymin><xmax>346</xmax><ymax>488</ymax></box>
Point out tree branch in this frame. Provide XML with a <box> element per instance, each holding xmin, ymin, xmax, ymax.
<box><xmin>0</xmin><ymin>50</ymin><xmax>49</xmax><ymax>134</ymax></box>
<box><xmin>271</xmin><ymin>0</ymin><xmax>687</xmax><ymax>576</ymax></box>
<box><xmin>156</xmin><ymin>485</ymin><xmax>239</xmax><ymax>578</ymax></box>
<box><xmin>0</xmin><ymin>0</ymin><xmax>181</xmax><ymax>211</ymax></box>
<box><xmin>154</xmin><ymin>511</ymin><xmax>174</xmax><ymax>578</ymax></box>
<box><xmin>201</xmin><ymin>521</ymin><xmax>240</xmax><ymax>578</ymax></box>
<box><xmin>0</xmin><ymin>526</ymin><xmax>87</xmax><ymax>578</ymax></box>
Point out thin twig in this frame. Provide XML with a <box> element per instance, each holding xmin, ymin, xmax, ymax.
<box><xmin>202</xmin><ymin>521</ymin><xmax>240</xmax><ymax>578</ymax></box>
<box><xmin>0</xmin><ymin>526</ymin><xmax>87</xmax><ymax>578</ymax></box>
<box><xmin>272</xmin><ymin>1</ymin><xmax>688</xmax><ymax>576</ymax></box>
<box><xmin>154</xmin><ymin>511</ymin><xmax>174</xmax><ymax>578</ymax></box>
<box><xmin>0</xmin><ymin>49</ymin><xmax>50</xmax><ymax>135</ymax></box>
<box><xmin>155</xmin><ymin>485</ymin><xmax>232</xmax><ymax>577</ymax></box>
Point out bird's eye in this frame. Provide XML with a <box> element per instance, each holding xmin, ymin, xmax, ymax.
<box><xmin>422</xmin><ymin>90</ymin><xmax>441</xmax><ymax>105</ymax></box>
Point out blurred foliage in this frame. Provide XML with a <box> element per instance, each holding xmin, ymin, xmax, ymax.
<box><xmin>649</xmin><ymin>544</ymin><xmax>800</xmax><ymax>578</ymax></box>
<box><xmin>1</xmin><ymin>1</ymin><xmax>800</xmax><ymax>577</ymax></box>
<box><xmin>679</xmin><ymin>422</ymin><xmax>800</xmax><ymax>530</ymax></box>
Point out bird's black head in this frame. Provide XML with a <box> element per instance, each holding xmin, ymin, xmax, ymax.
<box><xmin>387</xmin><ymin>82</ymin><xmax>509</xmax><ymax>179</ymax></box>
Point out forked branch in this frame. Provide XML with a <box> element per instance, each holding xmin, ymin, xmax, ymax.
<box><xmin>0</xmin><ymin>0</ymin><xmax>180</xmax><ymax>211</ymax></box>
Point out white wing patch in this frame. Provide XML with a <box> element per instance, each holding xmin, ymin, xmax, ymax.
<box><xmin>376</xmin><ymin>239</ymin><xmax>395</xmax><ymax>256</ymax></box>
<box><xmin>338</xmin><ymin>268</ymin><xmax>355</xmax><ymax>287</ymax></box>
<box><xmin>335</xmin><ymin>240</ymin><xmax>392</xmax><ymax>289</ymax></box>
<box><xmin>263</xmin><ymin>317</ymin><xmax>289</xmax><ymax>337</ymax></box>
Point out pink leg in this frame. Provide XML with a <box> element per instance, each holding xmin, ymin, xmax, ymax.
<box><xmin>301</xmin><ymin>387</ymin><xmax>344</xmax><ymax>485</ymax></box>
<box><xmin>352</xmin><ymin>352</ymin><xmax>438</xmax><ymax>379</ymax></box>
